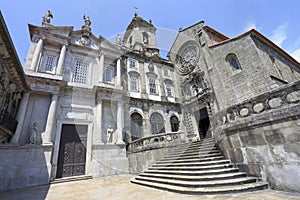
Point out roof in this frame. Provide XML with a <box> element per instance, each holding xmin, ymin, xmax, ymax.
<box><xmin>209</xmin><ymin>29</ymin><xmax>300</xmax><ymax>66</ymax></box>
<box><xmin>0</xmin><ymin>11</ymin><xmax>28</xmax><ymax>90</ymax></box>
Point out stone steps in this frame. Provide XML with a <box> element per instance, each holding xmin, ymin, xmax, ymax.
<box><xmin>131</xmin><ymin>138</ymin><xmax>268</xmax><ymax>194</ymax></box>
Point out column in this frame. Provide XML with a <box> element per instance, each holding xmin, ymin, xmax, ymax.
<box><xmin>116</xmin><ymin>101</ymin><xmax>124</xmax><ymax>144</ymax></box>
<box><xmin>43</xmin><ymin>94</ymin><xmax>58</xmax><ymax>144</ymax></box>
<box><xmin>98</xmin><ymin>54</ymin><xmax>104</xmax><ymax>83</ymax></box>
<box><xmin>56</xmin><ymin>44</ymin><xmax>67</xmax><ymax>75</ymax></box>
<box><xmin>30</xmin><ymin>38</ymin><xmax>43</xmax><ymax>71</ymax></box>
<box><xmin>139</xmin><ymin>62</ymin><xmax>147</xmax><ymax>95</ymax></box>
<box><xmin>10</xmin><ymin>92</ymin><xmax>30</xmax><ymax>144</ymax></box>
<box><xmin>116</xmin><ymin>58</ymin><xmax>121</xmax><ymax>86</ymax></box>
<box><xmin>94</xmin><ymin>99</ymin><xmax>103</xmax><ymax>143</ymax></box>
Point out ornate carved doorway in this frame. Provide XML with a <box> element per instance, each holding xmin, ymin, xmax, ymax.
<box><xmin>56</xmin><ymin>124</ymin><xmax>87</xmax><ymax>178</ymax></box>
<box><xmin>195</xmin><ymin>108</ymin><xmax>210</xmax><ymax>139</ymax></box>
<box><xmin>130</xmin><ymin>113</ymin><xmax>143</xmax><ymax>141</ymax></box>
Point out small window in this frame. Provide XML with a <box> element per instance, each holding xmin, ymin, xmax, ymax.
<box><xmin>130</xmin><ymin>76</ymin><xmax>139</xmax><ymax>92</ymax></box>
<box><xmin>163</xmin><ymin>68</ymin><xmax>170</xmax><ymax>77</ymax></box>
<box><xmin>105</xmin><ymin>67</ymin><xmax>114</xmax><ymax>83</ymax></box>
<box><xmin>44</xmin><ymin>56</ymin><xmax>55</xmax><ymax>71</ymax></box>
<box><xmin>143</xmin><ymin>32</ymin><xmax>149</xmax><ymax>44</ymax></box>
<box><xmin>165</xmin><ymin>83</ymin><xmax>173</xmax><ymax>97</ymax></box>
<box><xmin>40</xmin><ymin>54</ymin><xmax>57</xmax><ymax>73</ymax></box>
<box><xmin>72</xmin><ymin>59</ymin><xmax>88</xmax><ymax>84</ymax></box>
<box><xmin>129</xmin><ymin>58</ymin><xmax>138</xmax><ymax>69</ymax></box>
<box><xmin>149</xmin><ymin>78</ymin><xmax>157</xmax><ymax>94</ymax></box>
<box><xmin>226</xmin><ymin>53</ymin><xmax>241</xmax><ymax>70</ymax></box>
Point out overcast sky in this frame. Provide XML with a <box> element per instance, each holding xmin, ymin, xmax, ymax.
<box><xmin>1</xmin><ymin>0</ymin><xmax>300</xmax><ymax>63</ymax></box>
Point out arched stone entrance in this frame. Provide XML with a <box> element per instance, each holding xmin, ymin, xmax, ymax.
<box><xmin>130</xmin><ymin>112</ymin><xmax>143</xmax><ymax>141</ymax></box>
<box><xmin>170</xmin><ymin>115</ymin><xmax>179</xmax><ymax>132</ymax></box>
<box><xmin>150</xmin><ymin>112</ymin><xmax>165</xmax><ymax>134</ymax></box>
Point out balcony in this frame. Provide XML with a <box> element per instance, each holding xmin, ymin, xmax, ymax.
<box><xmin>0</xmin><ymin>110</ymin><xmax>18</xmax><ymax>143</ymax></box>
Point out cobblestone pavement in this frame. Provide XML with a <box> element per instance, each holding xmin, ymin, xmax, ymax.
<box><xmin>1</xmin><ymin>175</ymin><xmax>300</xmax><ymax>200</ymax></box>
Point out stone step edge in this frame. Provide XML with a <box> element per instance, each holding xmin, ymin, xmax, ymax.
<box><xmin>162</xmin><ymin>153</ymin><xmax>222</xmax><ymax>161</ymax></box>
<box><xmin>144</xmin><ymin>167</ymin><xmax>240</xmax><ymax>175</ymax></box>
<box><xmin>135</xmin><ymin>176</ymin><xmax>257</xmax><ymax>187</ymax></box>
<box><xmin>148</xmin><ymin>163</ymin><xmax>234</xmax><ymax>170</ymax></box>
<box><xmin>139</xmin><ymin>172</ymin><xmax>247</xmax><ymax>181</ymax></box>
<box><xmin>50</xmin><ymin>175</ymin><xmax>93</xmax><ymax>184</ymax></box>
<box><xmin>131</xmin><ymin>179</ymin><xmax>268</xmax><ymax>194</ymax></box>
<box><xmin>157</xmin><ymin>155</ymin><xmax>225</xmax><ymax>164</ymax></box>
<box><xmin>166</xmin><ymin>150</ymin><xmax>220</xmax><ymax>157</ymax></box>
<box><xmin>152</xmin><ymin>159</ymin><xmax>231</xmax><ymax>167</ymax></box>
<box><xmin>172</xmin><ymin>147</ymin><xmax>217</xmax><ymax>154</ymax></box>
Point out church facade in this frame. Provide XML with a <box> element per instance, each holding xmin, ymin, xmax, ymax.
<box><xmin>0</xmin><ymin>11</ymin><xmax>300</xmax><ymax>193</ymax></box>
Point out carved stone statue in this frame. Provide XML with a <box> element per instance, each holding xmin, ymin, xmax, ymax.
<box><xmin>106</xmin><ymin>125</ymin><xmax>115</xmax><ymax>144</ymax></box>
<box><xmin>83</xmin><ymin>15</ymin><xmax>91</xmax><ymax>27</ymax></box>
<box><xmin>29</xmin><ymin>122</ymin><xmax>41</xmax><ymax>144</ymax></box>
<box><xmin>116</xmin><ymin>34</ymin><xmax>121</xmax><ymax>45</ymax></box>
<box><xmin>42</xmin><ymin>10</ymin><xmax>53</xmax><ymax>23</ymax></box>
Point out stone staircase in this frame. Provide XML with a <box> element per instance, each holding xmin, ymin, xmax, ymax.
<box><xmin>131</xmin><ymin>138</ymin><xmax>268</xmax><ymax>194</ymax></box>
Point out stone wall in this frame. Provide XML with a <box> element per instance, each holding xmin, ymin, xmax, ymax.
<box><xmin>212</xmin><ymin>81</ymin><xmax>300</xmax><ymax>192</ymax></box>
<box><xmin>91</xmin><ymin>144</ymin><xmax>129</xmax><ymax>177</ymax></box>
<box><xmin>0</xmin><ymin>144</ymin><xmax>52</xmax><ymax>192</ymax></box>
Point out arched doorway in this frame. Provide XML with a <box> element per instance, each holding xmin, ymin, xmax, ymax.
<box><xmin>170</xmin><ymin>116</ymin><xmax>179</xmax><ymax>132</ymax></box>
<box><xmin>150</xmin><ymin>113</ymin><xmax>165</xmax><ymax>134</ymax></box>
<box><xmin>130</xmin><ymin>113</ymin><xmax>143</xmax><ymax>141</ymax></box>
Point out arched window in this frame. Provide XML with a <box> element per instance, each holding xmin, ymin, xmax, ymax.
<box><xmin>150</xmin><ymin>113</ymin><xmax>165</xmax><ymax>134</ymax></box>
<box><xmin>170</xmin><ymin>116</ymin><xmax>179</xmax><ymax>132</ymax></box>
<box><xmin>130</xmin><ymin>113</ymin><xmax>143</xmax><ymax>141</ymax></box>
<box><xmin>143</xmin><ymin>32</ymin><xmax>149</xmax><ymax>44</ymax></box>
<box><xmin>226</xmin><ymin>53</ymin><xmax>241</xmax><ymax>70</ymax></box>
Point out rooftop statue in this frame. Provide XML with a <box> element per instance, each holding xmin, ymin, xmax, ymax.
<box><xmin>42</xmin><ymin>10</ymin><xmax>53</xmax><ymax>23</ymax></box>
<box><xmin>83</xmin><ymin>15</ymin><xmax>91</xmax><ymax>27</ymax></box>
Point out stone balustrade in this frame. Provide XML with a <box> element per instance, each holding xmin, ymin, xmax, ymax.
<box><xmin>128</xmin><ymin>131</ymin><xmax>186</xmax><ymax>153</ymax></box>
<box><xmin>212</xmin><ymin>80</ymin><xmax>300</xmax><ymax>133</ymax></box>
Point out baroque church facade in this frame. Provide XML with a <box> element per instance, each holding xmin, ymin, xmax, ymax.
<box><xmin>0</xmin><ymin>11</ymin><xmax>300</xmax><ymax>193</ymax></box>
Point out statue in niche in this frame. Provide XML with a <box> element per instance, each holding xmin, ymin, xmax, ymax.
<box><xmin>42</xmin><ymin>10</ymin><xmax>53</xmax><ymax>23</ymax></box>
<box><xmin>29</xmin><ymin>122</ymin><xmax>41</xmax><ymax>144</ymax></box>
<box><xmin>106</xmin><ymin>125</ymin><xmax>115</xmax><ymax>144</ymax></box>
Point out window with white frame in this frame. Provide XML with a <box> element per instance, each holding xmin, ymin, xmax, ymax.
<box><xmin>166</xmin><ymin>83</ymin><xmax>173</xmax><ymax>97</ymax></box>
<box><xmin>149</xmin><ymin>78</ymin><xmax>157</xmax><ymax>94</ymax></box>
<box><xmin>130</xmin><ymin>76</ymin><xmax>139</xmax><ymax>92</ymax></box>
<box><xmin>129</xmin><ymin>58</ymin><xmax>138</xmax><ymax>69</ymax></box>
<box><xmin>105</xmin><ymin>67</ymin><xmax>114</xmax><ymax>83</ymax></box>
<box><xmin>72</xmin><ymin>59</ymin><xmax>88</xmax><ymax>84</ymax></box>
<box><xmin>40</xmin><ymin>54</ymin><xmax>57</xmax><ymax>73</ymax></box>
<box><xmin>163</xmin><ymin>68</ymin><xmax>170</xmax><ymax>77</ymax></box>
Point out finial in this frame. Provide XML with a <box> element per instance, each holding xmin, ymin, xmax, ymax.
<box><xmin>134</xmin><ymin>12</ymin><xmax>138</xmax><ymax>18</ymax></box>
<box><xmin>42</xmin><ymin>10</ymin><xmax>53</xmax><ymax>24</ymax></box>
<box><xmin>149</xmin><ymin>19</ymin><xmax>152</xmax><ymax>24</ymax></box>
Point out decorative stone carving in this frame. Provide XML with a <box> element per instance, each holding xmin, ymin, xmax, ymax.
<box><xmin>239</xmin><ymin>108</ymin><xmax>249</xmax><ymax>117</ymax></box>
<box><xmin>106</xmin><ymin>125</ymin><xmax>115</xmax><ymax>144</ymax></box>
<box><xmin>253</xmin><ymin>103</ymin><xmax>264</xmax><ymax>113</ymax></box>
<box><xmin>268</xmin><ymin>97</ymin><xmax>282</xmax><ymax>108</ymax></box>
<box><xmin>42</xmin><ymin>10</ymin><xmax>53</xmax><ymax>24</ymax></box>
<box><xmin>286</xmin><ymin>91</ymin><xmax>300</xmax><ymax>103</ymax></box>
<box><xmin>177</xmin><ymin>46</ymin><xmax>199</xmax><ymax>75</ymax></box>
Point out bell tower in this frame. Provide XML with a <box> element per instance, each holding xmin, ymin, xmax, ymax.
<box><xmin>123</xmin><ymin>13</ymin><xmax>159</xmax><ymax>56</ymax></box>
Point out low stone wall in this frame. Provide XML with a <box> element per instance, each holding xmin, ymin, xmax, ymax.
<box><xmin>91</xmin><ymin>144</ymin><xmax>129</xmax><ymax>177</ymax></box>
<box><xmin>212</xmin><ymin>81</ymin><xmax>300</xmax><ymax>192</ymax></box>
<box><xmin>127</xmin><ymin>145</ymin><xmax>176</xmax><ymax>174</ymax></box>
<box><xmin>0</xmin><ymin>144</ymin><xmax>52</xmax><ymax>192</ymax></box>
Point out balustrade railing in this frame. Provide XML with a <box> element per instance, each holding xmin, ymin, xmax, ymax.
<box><xmin>128</xmin><ymin>131</ymin><xmax>186</xmax><ymax>153</ymax></box>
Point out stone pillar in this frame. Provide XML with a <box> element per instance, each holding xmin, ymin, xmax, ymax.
<box><xmin>139</xmin><ymin>61</ymin><xmax>147</xmax><ymax>95</ymax></box>
<box><xmin>56</xmin><ymin>44</ymin><xmax>67</xmax><ymax>75</ymax></box>
<box><xmin>30</xmin><ymin>38</ymin><xmax>43</xmax><ymax>71</ymax></box>
<box><xmin>116</xmin><ymin>58</ymin><xmax>121</xmax><ymax>86</ymax></box>
<box><xmin>98</xmin><ymin>54</ymin><xmax>104</xmax><ymax>83</ymax></box>
<box><xmin>116</xmin><ymin>101</ymin><xmax>124</xmax><ymax>144</ymax></box>
<box><xmin>43</xmin><ymin>94</ymin><xmax>58</xmax><ymax>144</ymax></box>
<box><xmin>10</xmin><ymin>92</ymin><xmax>30</xmax><ymax>144</ymax></box>
<box><xmin>94</xmin><ymin>99</ymin><xmax>103</xmax><ymax>143</ymax></box>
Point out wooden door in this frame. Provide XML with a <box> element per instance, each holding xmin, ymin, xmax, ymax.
<box><xmin>56</xmin><ymin>124</ymin><xmax>87</xmax><ymax>178</ymax></box>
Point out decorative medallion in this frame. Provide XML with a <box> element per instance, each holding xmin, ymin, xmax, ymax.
<box><xmin>177</xmin><ymin>46</ymin><xmax>199</xmax><ymax>75</ymax></box>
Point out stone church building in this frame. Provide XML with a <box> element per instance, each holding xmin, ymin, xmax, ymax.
<box><xmin>0</xmin><ymin>11</ymin><xmax>299</xmax><ymax>193</ymax></box>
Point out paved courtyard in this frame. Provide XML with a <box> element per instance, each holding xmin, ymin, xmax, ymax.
<box><xmin>1</xmin><ymin>175</ymin><xmax>300</xmax><ymax>200</ymax></box>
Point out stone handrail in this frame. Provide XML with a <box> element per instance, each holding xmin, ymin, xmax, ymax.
<box><xmin>128</xmin><ymin>131</ymin><xmax>186</xmax><ymax>153</ymax></box>
<box><xmin>212</xmin><ymin>80</ymin><xmax>300</xmax><ymax>131</ymax></box>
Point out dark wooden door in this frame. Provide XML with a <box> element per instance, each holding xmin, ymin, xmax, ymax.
<box><xmin>130</xmin><ymin>113</ymin><xmax>143</xmax><ymax>141</ymax></box>
<box><xmin>56</xmin><ymin>124</ymin><xmax>87</xmax><ymax>178</ymax></box>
